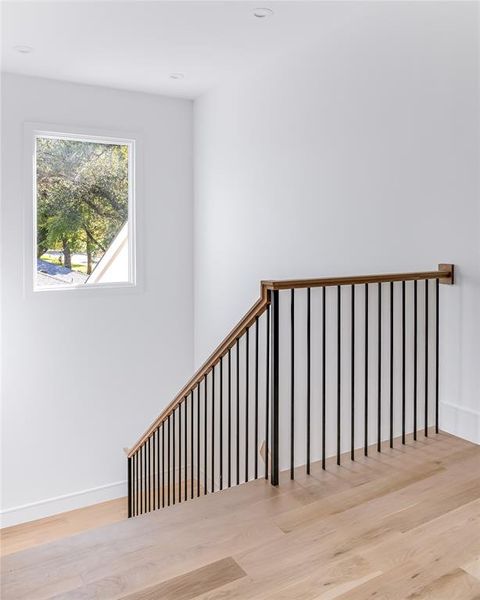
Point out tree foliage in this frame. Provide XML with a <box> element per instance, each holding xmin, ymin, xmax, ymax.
<box><xmin>36</xmin><ymin>137</ymin><xmax>129</xmax><ymax>272</ymax></box>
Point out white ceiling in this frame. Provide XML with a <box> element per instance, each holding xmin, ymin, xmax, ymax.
<box><xmin>1</xmin><ymin>1</ymin><xmax>359</xmax><ymax>99</ymax></box>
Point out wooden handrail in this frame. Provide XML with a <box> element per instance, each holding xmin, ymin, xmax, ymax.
<box><xmin>128</xmin><ymin>284</ymin><xmax>271</xmax><ymax>457</ymax></box>
<box><xmin>127</xmin><ymin>263</ymin><xmax>453</xmax><ymax>456</ymax></box>
<box><xmin>262</xmin><ymin>263</ymin><xmax>454</xmax><ymax>290</ymax></box>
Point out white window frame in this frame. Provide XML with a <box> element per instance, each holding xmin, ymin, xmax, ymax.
<box><xmin>24</xmin><ymin>122</ymin><xmax>141</xmax><ymax>295</ymax></box>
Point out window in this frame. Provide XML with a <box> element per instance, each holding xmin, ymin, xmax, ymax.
<box><xmin>33</xmin><ymin>132</ymin><xmax>135</xmax><ymax>290</ymax></box>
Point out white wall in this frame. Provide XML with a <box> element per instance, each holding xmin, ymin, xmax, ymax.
<box><xmin>1</xmin><ymin>74</ymin><xmax>193</xmax><ymax>525</ymax></box>
<box><xmin>194</xmin><ymin>3</ymin><xmax>480</xmax><ymax>443</ymax></box>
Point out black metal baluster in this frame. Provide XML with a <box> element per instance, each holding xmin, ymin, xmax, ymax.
<box><xmin>138</xmin><ymin>446</ymin><xmax>142</xmax><ymax>514</ymax></box>
<box><xmin>132</xmin><ymin>452</ymin><xmax>135</xmax><ymax>517</ymax></box>
<box><xmin>172</xmin><ymin>410</ymin><xmax>176</xmax><ymax>505</ymax></box>
<box><xmin>145</xmin><ymin>437</ymin><xmax>148</xmax><ymax>512</ymax></box>
<box><xmin>184</xmin><ymin>398</ymin><xmax>187</xmax><ymax>501</ymax></box>
<box><xmin>138</xmin><ymin>450</ymin><xmax>141</xmax><ymax>515</ymax></box>
<box><xmin>435</xmin><ymin>278</ymin><xmax>440</xmax><ymax>434</ymax></box>
<box><xmin>245</xmin><ymin>328</ymin><xmax>249</xmax><ymax>483</ymax></box>
<box><xmin>236</xmin><ymin>338</ymin><xmax>240</xmax><ymax>486</ymax></box>
<box><xmin>149</xmin><ymin>437</ymin><xmax>152</xmax><ymax>511</ymax></box>
<box><xmin>136</xmin><ymin>451</ymin><xmax>139</xmax><ymax>516</ymax></box>
<box><xmin>425</xmin><ymin>279</ymin><xmax>429</xmax><ymax>437</ymax></box>
<box><xmin>307</xmin><ymin>287</ymin><xmax>312</xmax><ymax>474</ymax></box>
<box><xmin>167</xmin><ymin>415</ymin><xmax>170</xmax><ymax>506</ymax></box>
<box><xmin>134</xmin><ymin>450</ymin><xmax>139</xmax><ymax>516</ymax></box>
<box><xmin>143</xmin><ymin>441</ymin><xmax>147</xmax><ymax>514</ymax></box>
<box><xmin>322</xmin><ymin>286</ymin><xmax>326</xmax><ymax>470</ymax></box>
<box><xmin>130</xmin><ymin>453</ymin><xmax>134</xmax><ymax>517</ymax></box>
<box><xmin>254</xmin><ymin>316</ymin><xmax>259</xmax><ymax>479</ymax></box>
<box><xmin>133</xmin><ymin>452</ymin><xmax>137</xmax><ymax>516</ymax></box>
<box><xmin>191</xmin><ymin>390</ymin><xmax>194</xmax><ymax>499</ymax></box>
<box><xmin>228</xmin><ymin>348</ymin><xmax>232</xmax><ymax>487</ymax></box>
<box><xmin>143</xmin><ymin>442</ymin><xmax>146</xmax><ymax>514</ymax></box>
<box><xmin>149</xmin><ymin>436</ymin><xmax>153</xmax><ymax>511</ymax></box>
<box><xmin>211</xmin><ymin>365</ymin><xmax>215</xmax><ymax>493</ymax></box>
<box><xmin>136</xmin><ymin>452</ymin><xmax>138</xmax><ymax>516</ymax></box>
<box><xmin>158</xmin><ymin>426</ymin><xmax>161</xmax><ymax>509</ymax></box>
<box><xmin>128</xmin><ymin>456</ymin><xmax>132</xmax><ymax>518</ymax></box>
<box><xmin>337</xmin><ymin>285</ymin><xmax>341</xmax><ymax>465</ymax></box>
<box><xmin>139</xmin><ymin>450</ymin><xmax>142</xmax><ymax>515</ymax></box>
<box><xmin>152</xmin><ymin>435</ymin><xmax>155</xmax><ymax>510</ymax></box>
<box><xmin>271</xmin><ymin>290</ymin><xmax>280</xmax><ymax>486</ymax></box>
<box><xmin>414</xmin><ymin>280</ymin><xmax>418</xmax><ymax>440</ymax></box>
<box><xmin>158</xmin><ymin>428</ymin><xmax>161</xmax><ymax>509</ymax></box>
<box><xmin>389</xmin><ymin>282</ymin><xmax>394</xmax><ymax>448</ymax></box>
<box><xmin>204</xmin><ymin>374</ymin><xmax>208</xmax><ymax>494</ymax></box>
<box><xmin>140</xmin><ymin>449</ymin><xmax>143</xmax><ymax>515</ymax></box>
<box><xmin>197</xmin><ymin>385</ymin><xmax>200</xmax><ymax>497</ymax></box>
<box><xmin>162</xmin><ymin>421</ymin><xmax>165</xmax><ymax>508</ymax></box>
<box><xmin>364</xmin><ymin>283</ymin><xmax>369</xmax><ymax>457</ymax></box>
<box><xmin>146</xmin><ymin>437</ymin><xmax>150</xmax><ymax>512</ymax></box>
<box><xmin>377</xmin><ymin>283</ymin><xmax>382</xmax><ymax>453</ymax></box>
<box><xmin>172</xmin><ymin>409</ymin><xmax>177</xmax><ymax>504</ymax></box>
<box><xmin>178</xmin><ymin>405</ymin><xmax>182</xmax><ymax>503</ymax></box>
<box><xmin>150</xmin><ymin>436</ymin><xmax>153</xmax><ymax>511</ymax></box>
<box><xmin>156</xmin><ymin>426</ymin><xmax>161</xmax><ymax>509</ymax></box>
<box><xmin>351</xmin><ymin>285</ymin><xmax>355</xmax><ymax>461</ymax></box>
<box><xmin>150</xmin><ymin>433</ymin><xmax>154</xmax><ymax>511</ymax></box>
<box><xmin>265</xmin><ymin>305</ymin><xmax>270</xmax><ymax>480</ymax></box>
<box><xmin>136</xmin><ymin>451</ymin><xmax>139</xmax><ymax>515</ymax></box>
<box><xmin>153</xmin><ymin>430</ymin><xmax>156</xmax><ymax>510</ymax></box>
<box><xmin>220</xmin><ymin>356</ymin><xmax>223</xmax><ymax>490</ymax></box>
<box><xmin>146</xmin><ymin>441</ymin><xmax>149</xmax><ymax>512</ymax></box>
<box><xmin>144</xmin><ymin>438</ymin><xmax>148</xmax><ymax>513</ymax></box>
<box><xmin>157</xmin><ymin>426</ymin><xmax>160</xmax><ymax>509</ymax></box>
<box><xmin>290</xmin><ymin>289</ymin><xmax>295</xmax><ymax>479</ymax></box>
<box><xmin>402</xmin><ymin>281</ymin><xmax>406</xmax><ymax>445</ymax></box>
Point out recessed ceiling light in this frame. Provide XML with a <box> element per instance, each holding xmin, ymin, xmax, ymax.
<box><xmin>14</xmin><ymin>45</ymin><xmax>33</xmax><ymax>54</ymax></box>
<box><xmin>253</xmin><ymin>8</ymin><xmax>274</xmax><ymax>19</ymax></box>
<box><xmin>169</xmin><ymin>73</ymin><xmax>184</xmax><ymax>80</ymax></box>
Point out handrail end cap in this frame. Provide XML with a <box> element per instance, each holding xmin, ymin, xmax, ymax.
<box><xmin>438</xmin><ymin>263</ymin><xmax>454</xmax><ymax>285</ymax></box>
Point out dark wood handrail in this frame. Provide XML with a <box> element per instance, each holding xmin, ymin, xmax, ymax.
<box><xmin>127</xmin><ymin>263</ymin><xmax>453</xmax><ymax>456</ymax></box>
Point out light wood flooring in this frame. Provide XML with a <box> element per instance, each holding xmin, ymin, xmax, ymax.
<box><xmin>1</xmin><ymin>431</ymin><xmax>479</xmax><ymax>599</ymax></box>
<box><xmin>1</xmin><ymin>497</ymin><xmax>128</xmax><ymax>557</ymax></box>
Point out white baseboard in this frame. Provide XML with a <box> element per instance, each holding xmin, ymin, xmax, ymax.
<box><xmin>441</xmin><ymin>401</ymin><xmax>480</xmax><ymax>445</ymax></box>
<box><xmin>0</xmin><ymin>480</ymin><xmax>127</xmax><ymax>528</ymax></box>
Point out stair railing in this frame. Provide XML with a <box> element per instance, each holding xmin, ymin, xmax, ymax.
<box><xmin>127</xmin><ymin>264</ymin><xmax>454</xmax><ymax>517</ymax></box>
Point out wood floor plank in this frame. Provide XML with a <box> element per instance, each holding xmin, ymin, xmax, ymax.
<box><xmin>2</xmin><ymin>514</ymin><xmax>283</xmax><ymax>600</ymax></box>
<box><xmin>357</xmin><ymin>499</ymin><xmax>480</xmax><ymax>575</ymax></box>
<box><xmin>333</xmin><ymin>503</ymin><xmax>480</xmax><ymax>599</ymax></box>
<box><xmin>333</xmin><ymin>558</ymin><xmax>480</xmax><ymax>600</ymax></box>
<box><xmin>274</xmin><ymin>461</ymin><xmax>444</xmax><ymax>533</ymax></box>
<box><xmin>0</xmin><ymin>497</ymin><xmax>127</xmax><ymax>557</ymax></box>
<box><xmin>463</xmin><ymin>557</ymin><xmax>480</xmax><ymax>581</ymax></box>
<box><xmin>378</xmin><ymin>477</ymin><xmax>480</xmax><ymax>533</ymax></box>
<box><xmin>259</xmin><ymin>556</ymin><xmax>383</xmax><ymax>600</ymax></box>
<box><xmin>406</xmin><ymin>568</ymin><xmax>480</xmax><ymax>600</ymax></box>
<box><xmin>192</xmin><ymin>551</ymin><xmax>385</xmax><ymax>600</ymax></box>
<box><xmin>118</xmin><ymin>557</ymin><xmax>246</xmax><ymax>600</ymax></box>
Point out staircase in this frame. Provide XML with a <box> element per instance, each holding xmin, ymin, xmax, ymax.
<box><xmin>126</xmin><ymin>264</ymin><xmax>454</xmax><ymax>517</ymax></box>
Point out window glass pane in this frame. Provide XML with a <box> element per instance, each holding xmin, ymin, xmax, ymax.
<box><xmin>35</xmin><ymin>135</ymin><xmax>132</xmax><ymax>289</ymax></box>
